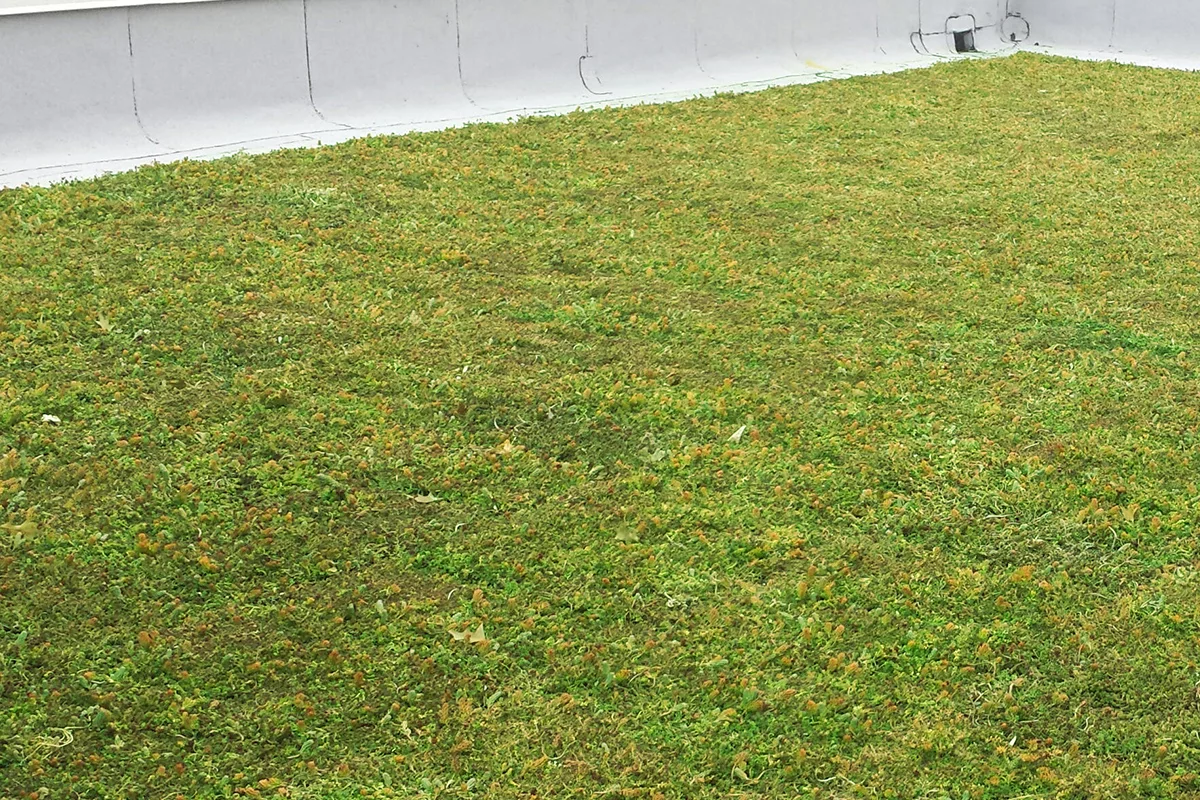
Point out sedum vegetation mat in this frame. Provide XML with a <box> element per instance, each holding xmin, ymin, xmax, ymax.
<box><xmin>2</xmin><ymin>52</ymin><xmax>1200</xmax><ymax>799</ymax></box>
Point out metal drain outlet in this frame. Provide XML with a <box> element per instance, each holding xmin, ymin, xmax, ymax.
<box><xmin>910</xmin><ymin>11</ymin><xmax>1001</xmax><ymax>59</ymax></box>
<box><xmin>945</xmin><ymin>14</ymin><xmax>977</xmax><ymax>53</ymax></box>
<box><xmin>1000</xmin><ymin>13</ymin><xmax>1031</xmax><ymax>44</ymax></box>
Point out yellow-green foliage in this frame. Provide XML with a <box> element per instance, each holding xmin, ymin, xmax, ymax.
<box><xmin>1</xmin><ymin>53</ymin><xmax>1198</xmax><ymax>798</ymax></box>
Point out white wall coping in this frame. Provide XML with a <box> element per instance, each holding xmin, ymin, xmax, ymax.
<box><xmin>0</xmin><ymin>0</ymin><xmax>219</xmax><ymax>16</ymax></box>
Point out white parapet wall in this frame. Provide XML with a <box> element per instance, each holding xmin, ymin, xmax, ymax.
<box><xmin>0</xmin><ymin>0</ymin><xmax>1039</xmax><ymax>187</ymax></box>
<box><xmin>1009</xmin><ymin>0</ymin><xmax>1200</xmax><ymax>69</ymax></box>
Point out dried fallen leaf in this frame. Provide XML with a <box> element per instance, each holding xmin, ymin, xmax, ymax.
<box><xmin>412</xmin><ymin>494</ymin><xmax>441</xmax><ymax>505</ymax></box>
<box><xmin>1</xmin><ymin>519</ymin><xmax>39</xmax><ymax>538</ymax></box>
<box><xmin>449</xmin><ymin>623</ymin><xmax>487</xmax><ymax>645</ymax></box>
<box><xmin>41</xmin><ymin>414</ymin><xmax>61</xmax><ymax>425</ymax></box>
<box><xmin>614</xmin><ymin>526</ymin><xmax>640</xmax><ymax>544</ymax></box>
<box><xmin>728</xmin><ymin>425</ymin><xmax>747</xmax><ymax>443</ymax></box>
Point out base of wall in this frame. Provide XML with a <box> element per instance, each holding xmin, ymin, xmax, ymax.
<box><xmin>0</xmin><ymin>1</ymin><xmax>1029</xmax><ymax>188</ymax></box>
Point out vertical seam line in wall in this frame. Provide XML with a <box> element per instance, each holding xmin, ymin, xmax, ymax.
<box><xmin>692</xmin><ymin>4</ymin><xmax>713</xmax><ymax>82</ymax></box>
<box><xmin>302</xmin><ymin>0</ymin><xmax>346</xmax><ymax>128</ymax></box>
<box><xmin>453</xmin><ymin>0</ymin><xmax>480</xmax><ymax>109</ymax></box>
<box><xmin>126</xmin><ymin>8</ymin><xmax>161</xmax><ymax>146</ymax></box>
<box><xmin>910</xmin><ymin>1</ymin><xmax>926</xmax><ymax>55</ymax></box>
<box><xmin>579</xmin><ymin>25</ymin><xmax>593</xmax><ymax>94</ymax></box>
<box><xmin>579</xmin><ymin>0</ymin><xmax>610</xmax><ymax>96</ymax></box>
<box><xmin>580</xmin><ymin>22</ymin><xmax>610</xmax><ymax>96</ymax></box>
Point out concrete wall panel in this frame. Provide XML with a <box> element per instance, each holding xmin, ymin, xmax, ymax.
<box><xmin>458</xmin><ymin>0</ymin><xmax>590</xmax><ymax>112</ymax></box>
<box><xmin>127</xmin><ymin>0</ymin><xmax>333</xmax><ymax>149</ymax></box>
<box><xmin>1010</xmin><ymin>0</ymin><xmax>1115</xmax><ymax>51</ymax></box>
<box><xmin>1009</xmin><ymin>0</ymin><xmax>1200</xmax><ymax>67</ymax></box>
<box><xmin>580</xmin><ymin>0</ymin><xmax>710</xmax><ymax>97</ymax></box>
<box><xmin>0</xmin><ymin>8</ymin><xmax>156</xmax><ymax>180</ymax></box>
<box><xmin>305</xmin><ymin>0</ymin><xmax>469</xmax><ymax>128</ymax></box>
<box><xmin>694</xmin><ymin>0</ymin><xmax>807</xmax><ymax>85</ymax></box>
<box><xmin>1111</xmin><ymin>3</ymin><xmax>1197</xmax><ymax>62</ymax></box>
